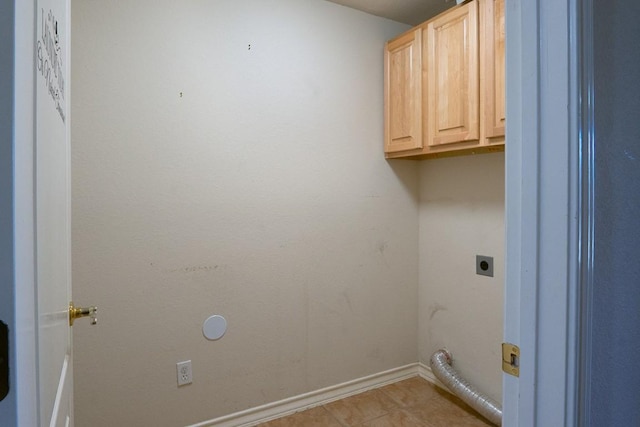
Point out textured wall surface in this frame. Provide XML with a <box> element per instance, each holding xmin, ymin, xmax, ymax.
<box><xmin>590</xmin><ymin>0</ymin><xmax>640</xmax><ymax>424</ymax></box>
<box><xmin>418</xmin><ymin>153</ymin><xmax>504</xmax><ymax>402</ymax></box>
<box><xmin>71</xmin><ymin>1</ymin><xmax>416</xmax><ymax>426</ymax></box>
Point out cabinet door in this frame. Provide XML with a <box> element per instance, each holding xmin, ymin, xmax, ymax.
<box><xmin>484</xmin><ymin>0</ymin><xmax>505</xmax><ymax>138</ymax></box>
<box><xmin>426</xmin><ymin>1</ymin><xmax>479</xmax><ymax>146</ymax></box>
<box><xmin>384</xmin><ymin>29</ymin><xmax>422</xmax><ymax>153</ymax></box>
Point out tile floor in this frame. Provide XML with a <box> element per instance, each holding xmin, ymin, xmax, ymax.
<box><xmin>257</xmin><ymin>376</ymin><xmax>494</xmax><ymax>427</ymax></box>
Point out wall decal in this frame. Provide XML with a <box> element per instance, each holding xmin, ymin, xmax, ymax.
<box><xmin>36</xmin><ymin>8</ymin><xmax>66</xmax><ymax>124</ymax></box>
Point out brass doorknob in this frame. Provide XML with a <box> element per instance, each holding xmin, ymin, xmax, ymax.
<box><xmin>69</xmin><ymin>302</ymin><xmax>98</xmax><ymax>326</ymax></box>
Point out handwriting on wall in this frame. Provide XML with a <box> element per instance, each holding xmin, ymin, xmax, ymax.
<box><xmin>37</xmin><ymin>8</ymin><xmax>66</xmax><ymax>124</ymax></box>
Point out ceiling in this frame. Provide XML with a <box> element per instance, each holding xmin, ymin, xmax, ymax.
<box><xmin>325</xmin><ymin>0</ymin><xmax>457</xmax><ymax>26</ymax></box>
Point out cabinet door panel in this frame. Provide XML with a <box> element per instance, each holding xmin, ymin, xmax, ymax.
<box><xmin>484</xmin><ymin>0</ymin><xmax>505</xmax><ymax>138</ymax></box>
<box><xmin>384</xmin><ymin>30</ymin><xmax>422</xmax><ymax>153</ymax></box>
<box><xmin>427</xmin><ymin>1</ymin><xmax>479</xmax><ymax>146</ymax></box>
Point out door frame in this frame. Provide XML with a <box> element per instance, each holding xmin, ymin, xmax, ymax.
<box><xmin>503</xmin><ymin>0</ymin><xmax>592</xmax><ymax>425</ymax></box>
<box><xmin>6</xmin><ymin>0</ymin><xmax>39</xmax><ymax>425</ymax></box>
<box><xmin>0</xmin><ymin>0</ymin><xmax>18</xmax><ymax>423</ymax></box>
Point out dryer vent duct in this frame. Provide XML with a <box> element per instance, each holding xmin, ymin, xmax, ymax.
<box><xmin>429</xmin><ymin>349</ymin><xmax>502</xmax><ymax>426</ymax></box>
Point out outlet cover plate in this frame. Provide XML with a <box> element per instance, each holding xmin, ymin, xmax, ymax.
<box><xmin>476</xmin><ymin>255</ymin><xmax>494</xmax><ymax>277</ymax></box>
<box><xmin>177</xmin><ymin>360</ymin><xmax>193</xmax><ymax>386</ymax></box>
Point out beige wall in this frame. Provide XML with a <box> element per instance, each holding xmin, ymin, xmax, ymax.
<box><xmin>70</xmin><ymin>1</ymin><xmax>416</xmax><ymax>426</ymax></box>
<box><xmin>418</xmin><ymin>153</ymin><xmax>505</xmax><ymax>401</ymax></box>
<box><xmin>72</xmin><ymin>1</ymin><xmax>506</xmax><ymax>425</ymax></box>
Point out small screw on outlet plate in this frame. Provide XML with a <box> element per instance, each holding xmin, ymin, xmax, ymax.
<box><xmin>176</xmin><ymin>360</ymin><xmax>193</xmax><ymax>386</ymax></box>
<box><xmin>476</xmin><ymin>255</ymin><xmax>494</xmax><ymax>277</ymax></box>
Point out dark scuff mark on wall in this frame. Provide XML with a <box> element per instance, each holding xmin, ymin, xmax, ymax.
<box><xmin>428</xmin><ymin>303</ymin><xmax>448</xmax><ymax>321</ymax></box>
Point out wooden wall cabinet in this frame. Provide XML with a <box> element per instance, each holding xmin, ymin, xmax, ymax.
<box><xmin>384</xmin><ymin>0</ymin><xmax>505</xmax><ymax>159</ymax></box>
<box><xmin>483</xmin><ymin>0</ymin><xmax>505</xmax><ymax>141</ymax></box>
<box><xmin>427</xmin><ymin>1</ymin><xmax>479</xmax><ymax>148</ymax></box>
<box><xmin>384</xmin><ymin>30</ymin><xmax>423</xmax><ymax>153</ymax></box>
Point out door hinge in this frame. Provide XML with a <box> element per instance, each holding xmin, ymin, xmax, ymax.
<box><xmin>502</xmin><ymin>343</ymin><xmax>520</xmax><ymax>377</ymax></box>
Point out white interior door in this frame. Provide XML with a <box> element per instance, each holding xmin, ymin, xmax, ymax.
<box><xmin>35</xmin><ymin>1</ymin><xmax>73</xmax><ymax>426</ymax></box>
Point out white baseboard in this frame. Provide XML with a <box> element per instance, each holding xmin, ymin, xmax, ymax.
<box><xmin>188</xmin><ymin>363</ymin><xmax>422</xmax><ymax>427</ymax></box>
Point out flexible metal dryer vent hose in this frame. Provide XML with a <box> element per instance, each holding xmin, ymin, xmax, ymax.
<box><xmin>429</xmin><ymin>349</ymin><xmax>502</xmax><ymax>426</ymax></box>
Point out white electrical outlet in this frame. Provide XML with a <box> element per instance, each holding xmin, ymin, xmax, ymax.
<box><xmin>176</xmin><ymin>360</ymin><xmax>193</xmax><ymax>386</ymax></box>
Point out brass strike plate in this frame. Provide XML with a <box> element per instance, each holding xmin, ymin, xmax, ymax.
<box><xmin>502</xmin><ymin>343</ymin><xmax>520</xmax><ymax>377</ymax></box>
